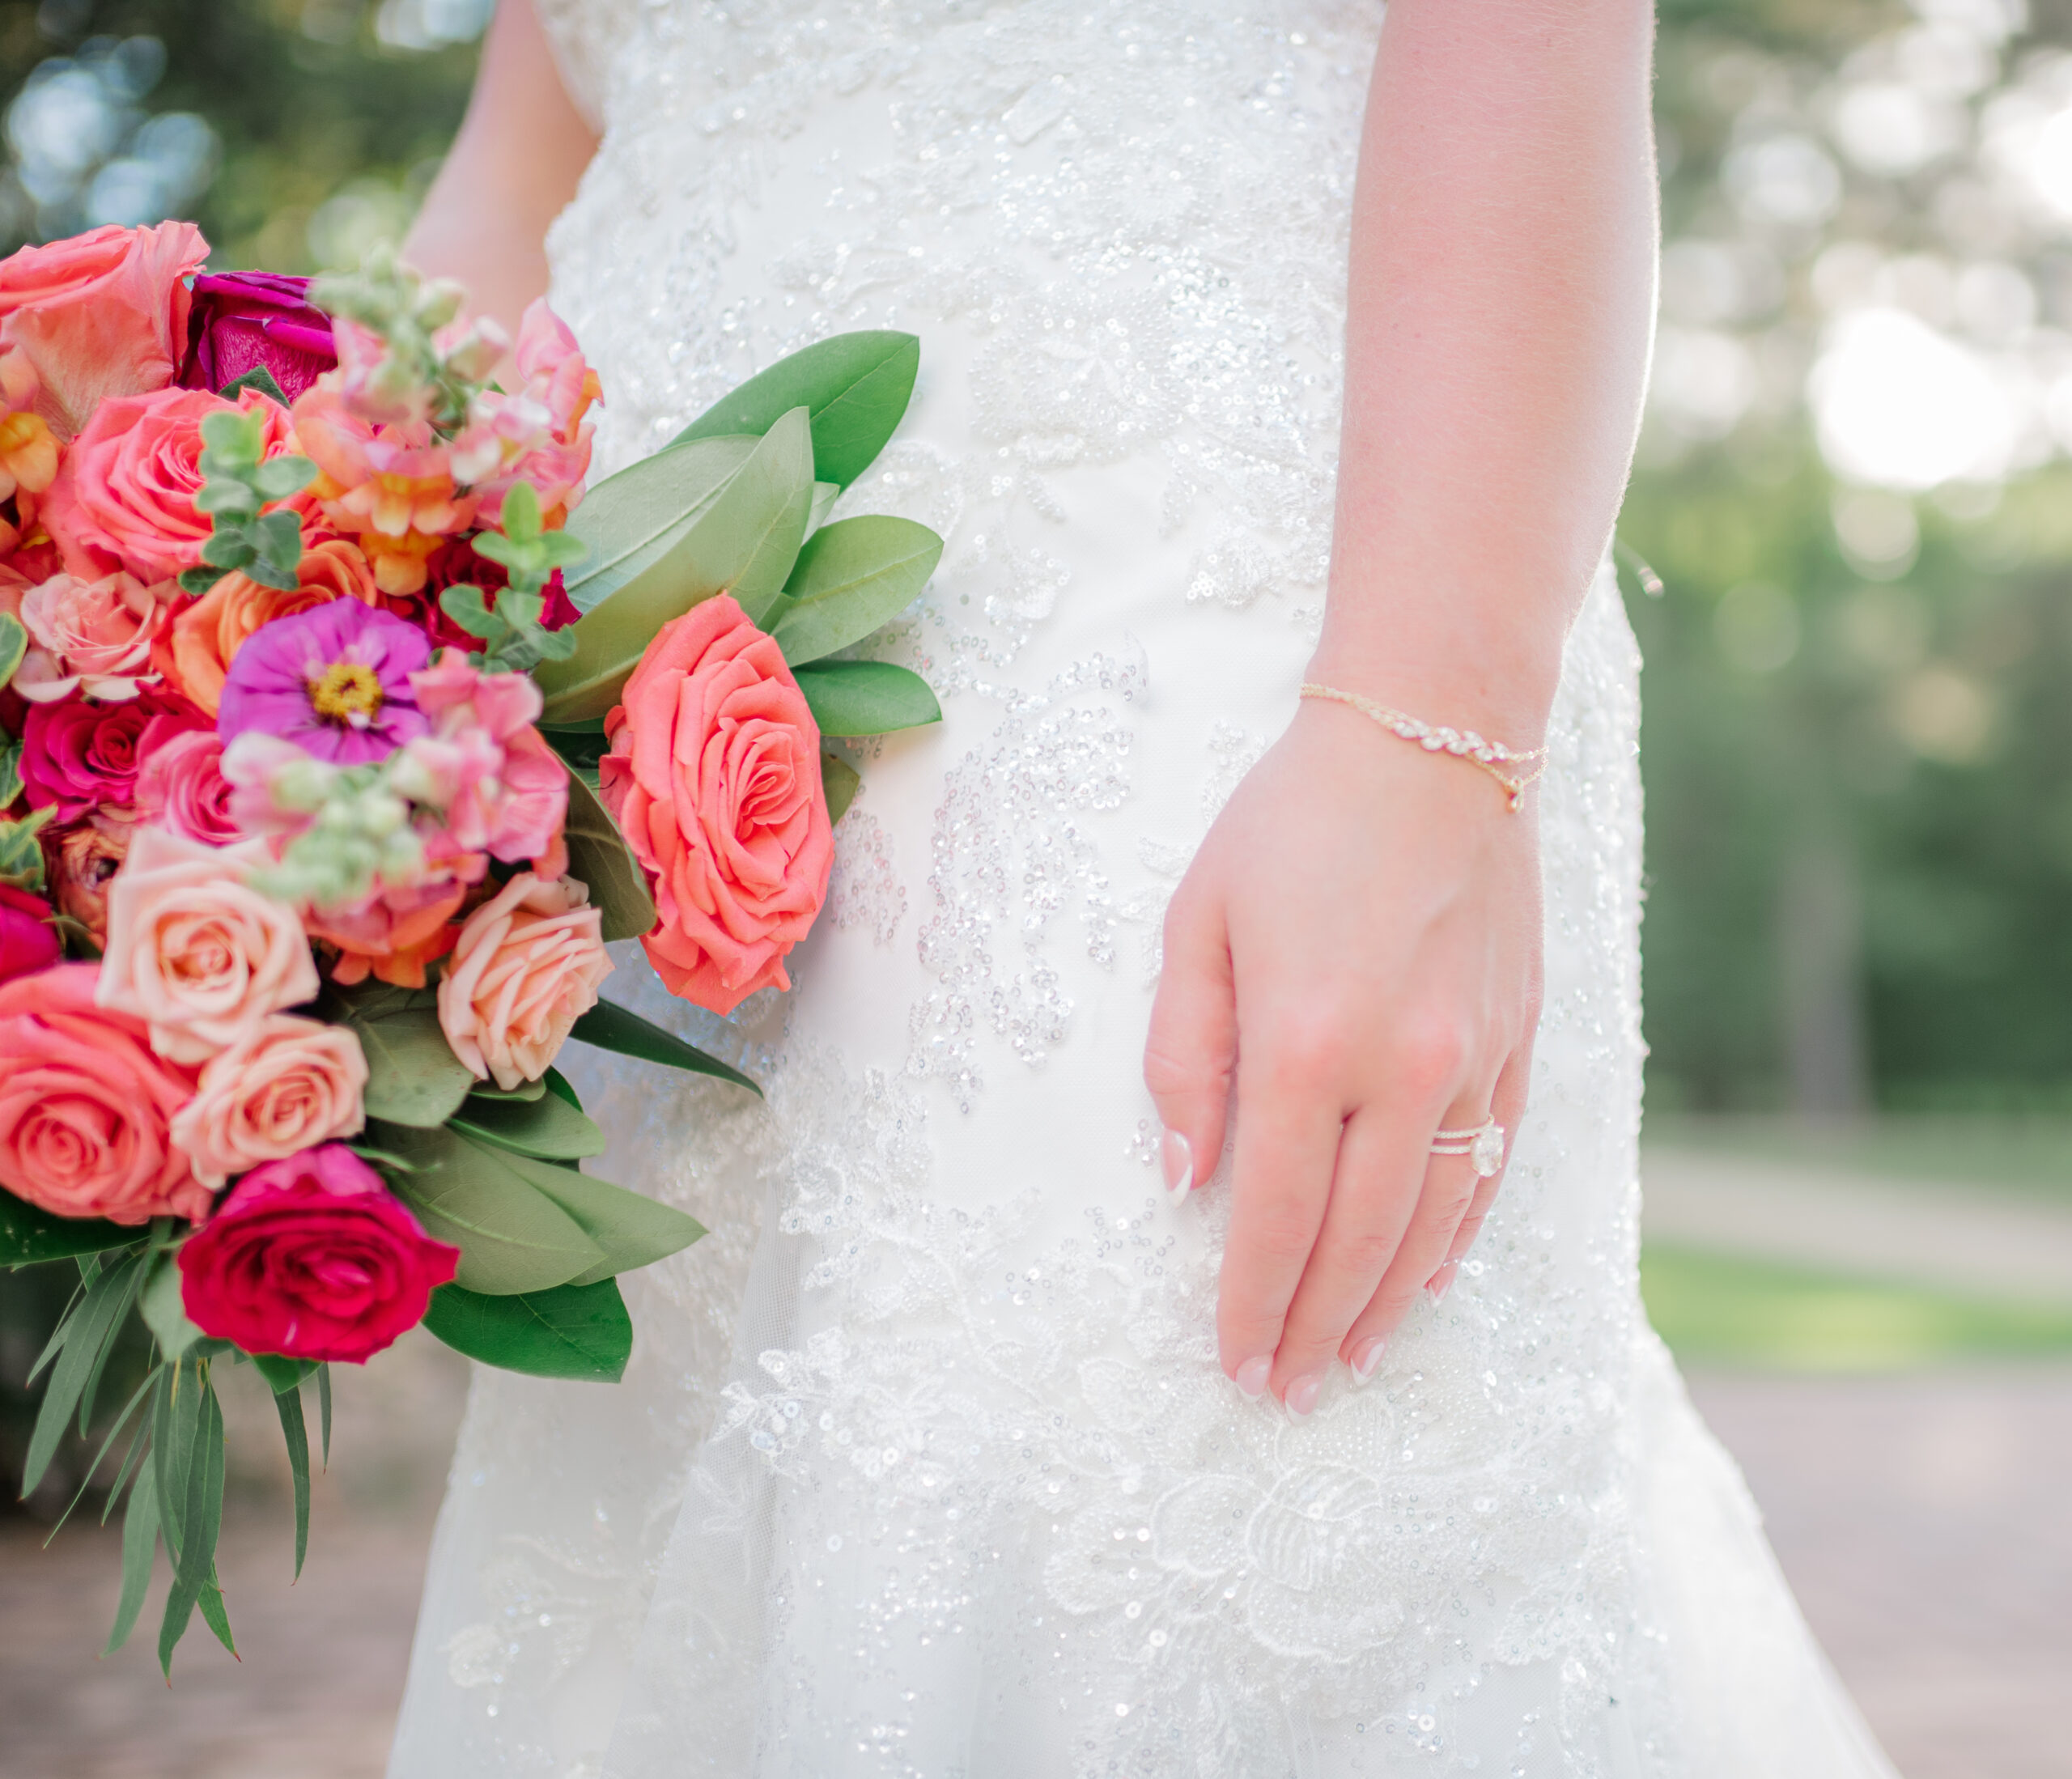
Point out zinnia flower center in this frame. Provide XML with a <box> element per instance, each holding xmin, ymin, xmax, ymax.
<box><xmin>308</xmin><ymin>661</ymin><xmax>384</xmax><ymax>728</ymax></box>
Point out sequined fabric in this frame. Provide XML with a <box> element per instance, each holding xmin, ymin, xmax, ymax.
<box><xmin>385</xmin><ymin>3</ymin><xmax>1901</xmax><ymax>1774</ymax></box>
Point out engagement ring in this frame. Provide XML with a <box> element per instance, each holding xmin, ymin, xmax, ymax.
<box><xmin>1431</xmin><ymin>1119</ymin><xmax>1506</xmax><ymax>1178</ymax></box>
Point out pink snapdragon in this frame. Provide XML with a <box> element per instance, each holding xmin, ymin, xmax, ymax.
<box><xmin>398</xmin><ymin>650</ymin><xmax>568</xmax><ymax>874</ymax></box>
<box><xmin>291</xmin><ymin>384</ymin><xmax>477</xmax><ymax>597</ymax></box>
<box><xmin>451</xmin><ymin>299</ymin><xmax>598</xmax><ymax>526</ymax></box>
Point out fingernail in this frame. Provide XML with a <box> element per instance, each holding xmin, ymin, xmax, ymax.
<box><xmin>1233</xmin><ymin>1356</ymin><xmax>1272</xmax><ymax>1399</ymax></box>
<box><xmin>1427</xmin><ymin>1261</ymin><xmax>1459</xmax><ymax>1301</ymax></box>
<box><xmin>1160</xmin><ymin>1128</ymin><xmax>1193</xmax><ymax>1205</ymax></box>
<box><xmin>1284</xmin><ymin>1372</ymin><xmax>1323</xmax><ymax>1419</ymax></box>
<box><xmin>1349</xmin><ymin>1337</ymin><xmax>1386</xmax><ymax>1383</ymax></box>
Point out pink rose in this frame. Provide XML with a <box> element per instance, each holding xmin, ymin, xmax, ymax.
<box><xmin>599</xmin><ymin>595</ymin><xmax>834</xmax><ymax>1015</ymax></box>
<box><xmin>96</xmin><ymin>826</ymin><xmax>319</xmax><ymax>1064</ymax></box>
<box><xmin>0</xmin><ymin>223</ymin><xmax>208</xmax><ymax>442</ymax></box>
<box><xmin>168</xmin><ymin>1014</ymin><xmax>368</xmax><ymax>1190</ymax></box>
<box><xmin>14</xmin><ymin>569</ymin><xmax>174</xmax><ymax>703</ymax></box>
<box><xmin>0</xmin><ymin>885</ymin><xmax>61</xmax><ymax>987</ymax></box>
<box><xmin>41</xmin><ymin>384</ymin><xmax>294</xmax><ymax>584</ymax></box>
<box><xmin>436</xmin><ymin>873</ymin><xmax>611</xmax><ymax>1089</ymax></box>
<box><xmin>176</xmin><ymin>1144</ymin><xmax>458</xmax><ymax>1363</ymax></box>
<box><xmin>20</xmin><ymin>692</ymin><xmax>206</xmax><ymax>819</ymax></box>
<box><xmin>0</xmin><ymin>962</ymin><xmax>206</xmax><ymax>1224</ymax></box>
<box><xmin>134</xmin><ymin>727</ymin><xmax>240</xmax><ymax>845</ymax></box>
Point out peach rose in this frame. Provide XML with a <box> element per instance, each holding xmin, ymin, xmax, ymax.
<box><xmin>14</xmin><ymin>569</ymin><xmax>174</xmax><ymax>702</ymax></box>
<box><xmin>437</xmin><ymin>873</ymin><xmax>611</xmax><ymax>1089</ymax></box>
<box><xmin>0</xmin><ymin>962</ymin><xmax>206</xmax><ymax>1224</ymax></box>
<box><xmin>0</xmin><ymin>223</ymin><xmax>208</xmax><ymax>442</ymax></box>
<box><xmin>598</xmin><ymin>595</ymin><xmax>834</xmax><ymax>1016</ymax></box>
<box><xmin>168</xmin><ymin>1013</ymin><xmax>368</xmax><ymax>1190</ymax></box>
<box><xmin>96</xmin><ymin>826</ymin><xmax>319</xmax><ymax>1064</ymax></box>
<box><xmin>41</xmin><ymin>384</ymin><xmax>294</xmax><ymax>584</ymax></box>
<box><xmin>159</xmin><ymin>537</ymin><xmax>377</xmax><ymax>715</ymax></box>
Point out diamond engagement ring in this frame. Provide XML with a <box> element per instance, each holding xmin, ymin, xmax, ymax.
<box><xmin>1431</xmin><ymin>1119</ymin><xmax>1506</xmax><ymax>1178</ymax></box>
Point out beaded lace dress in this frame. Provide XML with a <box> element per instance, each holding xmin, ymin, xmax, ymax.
<box><xmin>387</xmin><ymin>2</ymin><xmax>1900</xmax><ymax>1774</ymax></box>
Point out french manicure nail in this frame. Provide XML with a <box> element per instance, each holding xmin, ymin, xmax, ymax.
<box><xmin>1349</xmin><ymin>1337</ymin><xmax>1386</xmax><ymax>1383</ymax></box>
<box><xmin>1233</xmin><ymin>1356</ymin><xmax>1272</xmax><ymax>1399</ymax></box>
<box><xmin>1160</xmin><ymin>1128</ymin><xmax>1194</xmax><ymax>1205</ymax></box>
<box><xmin>1428</xmin><ymin>1261</ymin><xmax>1459</xmax><ymax>1301</ymax></box>
<box><xmin>1284</xmin><ymin>1372</ymin><xmax>1323</xmax><ymax>1419</ymax></box>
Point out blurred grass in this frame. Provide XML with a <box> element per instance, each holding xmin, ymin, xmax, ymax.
<box><xmin>1641</xmin><ymin>1245</ymin><xmax>2072</xmax><ymax>1371</ymax></box>
<box><xmin>1643</xmin><ymin>1114</ymin><xmax>2072</xmax><ymax>1203</ymax></box>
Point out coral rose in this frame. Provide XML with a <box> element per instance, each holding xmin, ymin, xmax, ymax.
<box><xmin>0</xmin><ymin>884</ymin><xmax>60</xmax><ymax>986</ymax></box>
<box><xmin>160</xmin><ymin>537</ymin><xmax>377</xmax><ymax>715</ymax></box>
<box><xmin>0</xmin><ymin>222</ymin><xmax>208</xmax><ymax>441</ymax></box>
<box><xmin>437</xmin><ymin>873</ymin><xmax>610</xmax><ymax>1090</ymax></box>
<box><xmin>0</xmin><ymin>962</ymin><xmax>205</xmax><ymax>1223</ymax></box>
<box><xmin>176</xmin><ymin>1144</ymin><xmax>458</xmax><ymax>1363</ymax></box>
<box><xmin>41</xmin><ymin>384</ymin><xmax>294</xmax><ymax>584</ymax></box>
<box><xmin>14</xmin><ymin>569</ymin><xmax>174</xmax><ymax>702</ymax></box>
<box><xmin>96</xmin><ymin>827</ymin><xmax>319</xmax><ymax>1064</ymax></box>
<box><xmin>20</xmin><ymin>692</ymin><xmax>206</xmax><ymax>819</ymax></box>
<box><xmin>168</xmin><ymin>1014</ymin><xmax>368</xmax><ymax>1189</ymax></box>
<box><xmin>598</xmin><ymin>594</ymin><xmax>834</xmax><ymax>1015</ymax></box>
<box><xmin>134</xmin><ymin>728</ymin><xmax>240</xmax><ymax>846</ymax></box>
<box><xmin>45</xmin><ymin>812</ymin><xmax>132</xmax><ymax>945</ymax></box>
<box><xmin>177</xmin><ymin>270</ymin><xmax>337</xmax><ymax>406</ymax></box>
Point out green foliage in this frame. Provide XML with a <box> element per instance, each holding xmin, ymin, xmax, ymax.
<box><xmin>793</xmin><ymin>660</ymin><xmax>943</xmax><ymax>737</ymax></box>
<box><xmin>671</xmin><ymin>330</ymin><xmax>921</xmax><ymax>488</ymax></box>
<box><xmin>567</xmin><ymin>997</ymin><xmax>762</xmax><ymax>1095</ymax></box>
<box><xmin>769</xmin><ymin>516</ymin><xmax>944</xmax><ymax>664</ymax></box>
<box><xmin>561</xmin><ymin>765</ymin><xmax>658</xmax><ymax>942</ymax></box>
<box><xmin>421</xmin><ymin>1278</ymin><xmax>635</xmax><ymax>1382</ymax></box>
<box><xmin>321</xmin><ymin>982</ymin><xmax>476</xmax><ymax>1127</ymax></box>
<box><xmin>178</xmin><ymin>405</ymin><xmax>313</xmax><ymax>594</ymax></box>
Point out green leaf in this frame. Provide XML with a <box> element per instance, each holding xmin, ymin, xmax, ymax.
<box><xmin>0</xmin><ymin>610</ymin><xmax>25</xmax><ymax>690</ymax></box>
<box><xmin>567</xmin><ymin>997</ymin><xmax>762</xmax><ymax>1095</ymax></box>
<box><xmin>465</xmin><ymin>1074</ymin><xmax>547</xmax><ymax>1102</ymax></box>
<box><xmin>794</xmin><ymin>660</ymin><xmax>944</xmax><ymax>737</ymax></box>
<box><xmin>770</xmin><ymin>516</ymin><xmax>943</xmax><ymax>665</ymax></box>
<box><xmin>559</xmin><ymin>433</ymin><xmax>758</xmax><ymax>614</ymax></box>
<box><xmin>0</xmin><ymin>806</ymin><xmax>54</xmax><ymax>894</ymax></box>
<box><xmin>0</xmin><ymin>737</ymin><xmax>22</xmax><ymax>807</ymax></box>
<box><xmin>105</xmin><ymin>1463</ymin><xmax>158</xmax><ymax>1655</ymax></box>
<box><xmin>502</xmin><ymin>1162</ymin><xmax>704</xmax><ymax>1287</ymax></box>
<box><xmin>200</xmin><ymin>529</ymin><xmax>256</xmax><ymax>569</ymax></box>
<box><xmin>539</xmin><ymin>720</ymin><xmax>612</xmax><ymax>775</ymax></box>
<box><xmin>139</xmin><ymin>1251</ymin><xmax>202</xmax><ymax>1362</ymax></box>
<box><xmin>371</xmin><ymin>1120</ymin><xmax>607</xmax><ymax>1295</ymax></box>
<box><xmin>274</xmin><ymin>1382</ymin><xmax>311</xmax><ymax>1580</ymax></box>
<box><xmin>329</xmin><ymin>993</ymin><xmax>475</xmax><ymax>1127</ymax></box>
<box><xmin>822</xmin><ymin>753</ymin><xmax>861</xmax><ymax>826</ymax></box>
<box><xmin>158</xmin><ymin>1365</ymin><xmax>227</xmax><ymax>1675</ymax></box>
<box><xmin>316</xmin><ymin>1364</ymin><xmax>332</xmax><ymax>1467</ymax></box>
<box><xmin>49</xmin><ymin>1366</ymin><xmax>155</xmax><ymax>1540</ymax></box>
<box><xmin>561</xmin><ymin>765</ymin><xmax>656</xmax><ymax>943</ymax></box>
<box><xmin>421</xmin><ymin>1279</ymin><xmax>634</xmax><ymax>1382</ymax></box>
<box><xmin>805</xmin><ymin>479</ymin><xmax>840</xmax><ymax>537</ymax></box>
<box><xmin>542</xmin><ymin>1066</ymin><xmax>581</xmax><ymax>1110</ymax></box>
<box><xmin>537</xmin><ymin>409</ymin><xmax>815</xmax><ymax>718</ymax></box>
<box><xmin>177</xmin><ymin>565</ymin><xmax>228</xmax><ymax>597</ymax></box>
<box><xmin>0</xmin><ymin>1192</ymin><xmax>137</xmax><ymax>1269</ymax></box>
<box><xmin>670</xmin><ymin>332</ymin><xmax>920</xmax><ymax>488</ymax></box>
<box><xmin>448</xmin><ymin>1091</ymin><xmax>606</xmax><ymax>1161</ymax></box>
<box><xmin>219</xmin><ymin>365</ymin><xmax>289</xmax><ymax>407</ymax></box>
<box><xmin>22</xmin><ymin>1253</ymin><xmax>142</xmax><ymax>1497</ymax></box>
<box><xmin>251</xmin><ymin>1353</ymin><xmax>317</xmax><ymax>1395</ymax></box>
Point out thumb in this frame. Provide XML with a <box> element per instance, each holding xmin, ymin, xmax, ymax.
<box><xmin>1143</xmin><ymin>882</ymin><xmax>1237</xmax><ymax>1204</ymax></box>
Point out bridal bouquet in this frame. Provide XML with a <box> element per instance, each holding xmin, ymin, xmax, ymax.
<box><xmin>0</xmin><ymin>222</ymin><xmax>941</xmax><ymax>1670</ymax></box>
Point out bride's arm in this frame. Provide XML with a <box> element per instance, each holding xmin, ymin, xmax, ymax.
<box><xmin>397</xmin><ymin>0</ymin><xmax>597</xmax><ymax>338</ymax></box>
<box><xmin>1144</xmin><ymin>0</ymin><xmax>1658</xmax><ymax>1411</ymax></box>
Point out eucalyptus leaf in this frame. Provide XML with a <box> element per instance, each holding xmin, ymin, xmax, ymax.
<box><xmin>139</xmin><ymin>1253</ymin><xmax>202</xmax><ymax>1362</ymax></box>
<box><xmin>559</xmin><ymin>433</ymin><xmax>757</xmax><ymax>614</ymax></box>
<box><xmin>670</xmin><ymin>331</ymin><xmax>920</xmax><ymax>488</ymax></box>
<box><xmin>448</xmin><ymin>1091</ymin><xmax>606</xmax><ymax>1161</ymax></box>
<box><xmin>537</xmin><ymin>409</ymin><xmax>815</xmax><ymax>719</ymax></box>
<box><xmin>770</xmin><ymin>516</ymin><xmax>944</xmax><ymax>665</ymax></box>
<box><xmin>562</xmin><ymin>765</ymin><xmax>656</xmax><ymax>943</ymax></box>
<box><xmin>329</xmin><ymin>996</ymin><xmax>475</xmax><ymax>1127</ymax></box>
<box><xmin>567</xmin><ymin>998</ymin><xmax>762</xmax><ymax>1095</ymax></box>
<box><xmin>822</xmin><ymin>753</ymin><xmax>861</xmax><ymax>826</ymax></box>
<box><xmin>372</xmin><ymin>1120</ymin><xmax>607</xmax><ymax>1295</ymax></box>
<box><xmin>274</xmin><ymin>1381</ymin><xmax>311</xmax><ymax>1579</ymax></box>
<box><xmin>0</xmin><ymin>738</ymin><xmax>21</xmax><ymax>807</ymax></box>
<box><xmin>105</xmin><ymin>1463</ymin><xmax>158</xmax><ymax>1655</ymax></box>
<box><xmin>0</xmin><ymin>1193</ymin><xmax>138</xmax><ymax>1269</ymax></box>
<box><xmin>157</xmin><ymin>1361</ymin><xmax>228</xmax><ymax>1675</ymax></box>
<box><xmin>23</xmin><ymin>1254</ymin><xmax>142</xmax><ymax>1497</ymax></box>
<box><xmin>0</xmin><ymin>610</ymin><xmax>24</xmax><ymax>689</ymax></box>
<box><xmin>422</xmin><ymin>1279</ymin><xmax>634</xmax><ymax>1382</ymax></box>
<box><xmin>794</xmin><ymin>660</ymin><xmax>944</xmax><ymax>737</ymax></box>
<box><xmin>251</xmin><ymin>1353</ymin><xmax>317</xmax><ymax>1395</ymax></box>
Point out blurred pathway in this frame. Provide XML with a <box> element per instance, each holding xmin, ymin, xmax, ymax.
<box><xmin>1643</xmin><ymin>1145</ymin><xmax>2072</xmax><ymax>1301</ymax></box>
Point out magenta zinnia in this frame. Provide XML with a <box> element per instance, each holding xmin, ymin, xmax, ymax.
<box><xmin>216</xmin><ymin>598</ymin><xmax>431</xmax><ymax>764</ymax></box>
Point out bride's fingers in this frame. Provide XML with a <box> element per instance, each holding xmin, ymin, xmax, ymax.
<box><xmin>1335</xmin><ymin>1085</ymin><xmax>1499</xmax><ymax>1371</ymax></box>
<box><xmin>1264</xmin><ymin>1103</ymin><xmax>1429</xmax><ymax>1411</ymax></box>
<box><xmin>1426</xmin><ymin>1046</ymin><xmax>1532</xmax><ymax>1293</ymax></box>
<box><xmin>1216</xmin><ymin>1033</ymin><xmax>1347</xmax><ymax>1394</ymax></box>
<box><xmin>1143</xmin><ymin>884</ymin><xmax>1238</xmax><ymax>1205</ymax></box>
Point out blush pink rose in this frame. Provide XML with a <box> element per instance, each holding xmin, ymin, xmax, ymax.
<box><xmin>95</xmin><ymin>826</ymin><xmax>319</xmax><ymax>1064</ymax></box>
<box><xmin>41</xmin><ymin>384</ymin><xmax>295</xmax><ymax>584</ymax></box>
<box><xmin>598</xmin><ymin>595</ymin><xmax>834</xmax><ymax>1015</ymax></box>
<box><xmin>168</xmin><ymin>1014</ymin><xmax>368</xmax><ymax>1190</ymax></box>
<box><xmin>436</xmin><ymin>873</ymin><xmax>611</xmax><ymax>1089</ymax></box>
<box><xmin>134</xmin><ymin>727</ymin><xmax>240</xmax><ymax>845</ymax></box>
<box><xmin>0</xmin><ymin>885</ymin><xmax>61</xmax><ymax>987</ymax></box>
<box><xmin>0</xmin><ymin>223</ymin><xmax>208</xmax><ymax>442</ymax></box>
<box><xmin>14</xmin><ymin>569</ymin><xmax>175</xmax><ymax>703</ymax></box>
<box><xmin>0</xmin><ymin>962</ymin><xmax>206</xmax><ymax>1224</ymax></box>
<box><xmin>176</xmin><ymin>1144</ymin><xmax>458</xmax><ymax>1363</ymax></box>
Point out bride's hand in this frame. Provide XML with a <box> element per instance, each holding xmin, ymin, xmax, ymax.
<box><xmin>1143</xmin><ymin>694</ymin><xmax>1543</xmax><ymax>1413</ymax></box>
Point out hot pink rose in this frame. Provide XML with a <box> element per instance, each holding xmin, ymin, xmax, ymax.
<box><xmin>41</xmin><ymin>384</ymin><xmax>295</xmax><ymax>584</ymax></box>
<box><xmin>20</xmin><ymin>692</ymin><xmax>206</xmax><ymax>819</ymax></box>
<box><xmin>0</xmin><ymin>223</ymin><xmax>208</xmax><ymax>442</ymax></box>
<box><xmin>177</xmin><ymin>270</ymin><xmax>337</xmax><ymax>406</ymax></box>
<box><xmin>96</xmin><ymin>827</ymin><xmax>319</xmax><ymax>1064</ymax></box>
<box><xmin>0</xmin><ymin>885</ymin><xmax>61</xmax><ymax>986</ymax></box>
<box><xmin>168</xmin><ymin>1014</ymin><xmax>368</xmax><ymax>1190</ymax></box>
<box><xmin>134</xmin><ymin>727</ymin><xmax>240</xmax><ymax>845</ymax></box>
<box><xmin>436</xmin><ymin>873</ymin><xmax>611</xmax><ymax>1090</ymax></box>
<box><xmin>598</xmin><ymin>595</ymin><xmax>834</xmax><ymax>1015</ymax></box>
<box><xmin>14</xmin><ymin>569</ymin><xmax>174</xmax><ymax>703</ymax></box>
<box><xmin>176</xmin><ymin>1144</ymin><xmax>458</xmax><ymax>1363</ymax></box>
<box><xmin>0</xmin><ymin>962</ymin><xmax>206</xmax><ymax>1224</ymax></box>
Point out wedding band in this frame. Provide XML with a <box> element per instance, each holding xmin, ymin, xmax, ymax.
<box><xmin>1431</xmin><ymin>1119</ymin><xmax>1505</xmax><ymax>1178</ymax></box>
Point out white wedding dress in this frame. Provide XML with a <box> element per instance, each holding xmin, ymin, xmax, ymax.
<box><xmin>388</xmin><ymin>3</ymin><xmax>1902</xmax><ymax>1774</ymax></box>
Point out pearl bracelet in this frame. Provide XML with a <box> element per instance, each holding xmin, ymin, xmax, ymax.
<box><xmin>1299</xmin><ymin>682</ymin><xmax>1548</xmax><ymax>812</ymax></box>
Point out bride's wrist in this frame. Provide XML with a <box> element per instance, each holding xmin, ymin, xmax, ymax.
<box><xmin>1299</xmin><ymin>646</ymin><xmax>1558</xmax><ymax>754</ymax></box>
